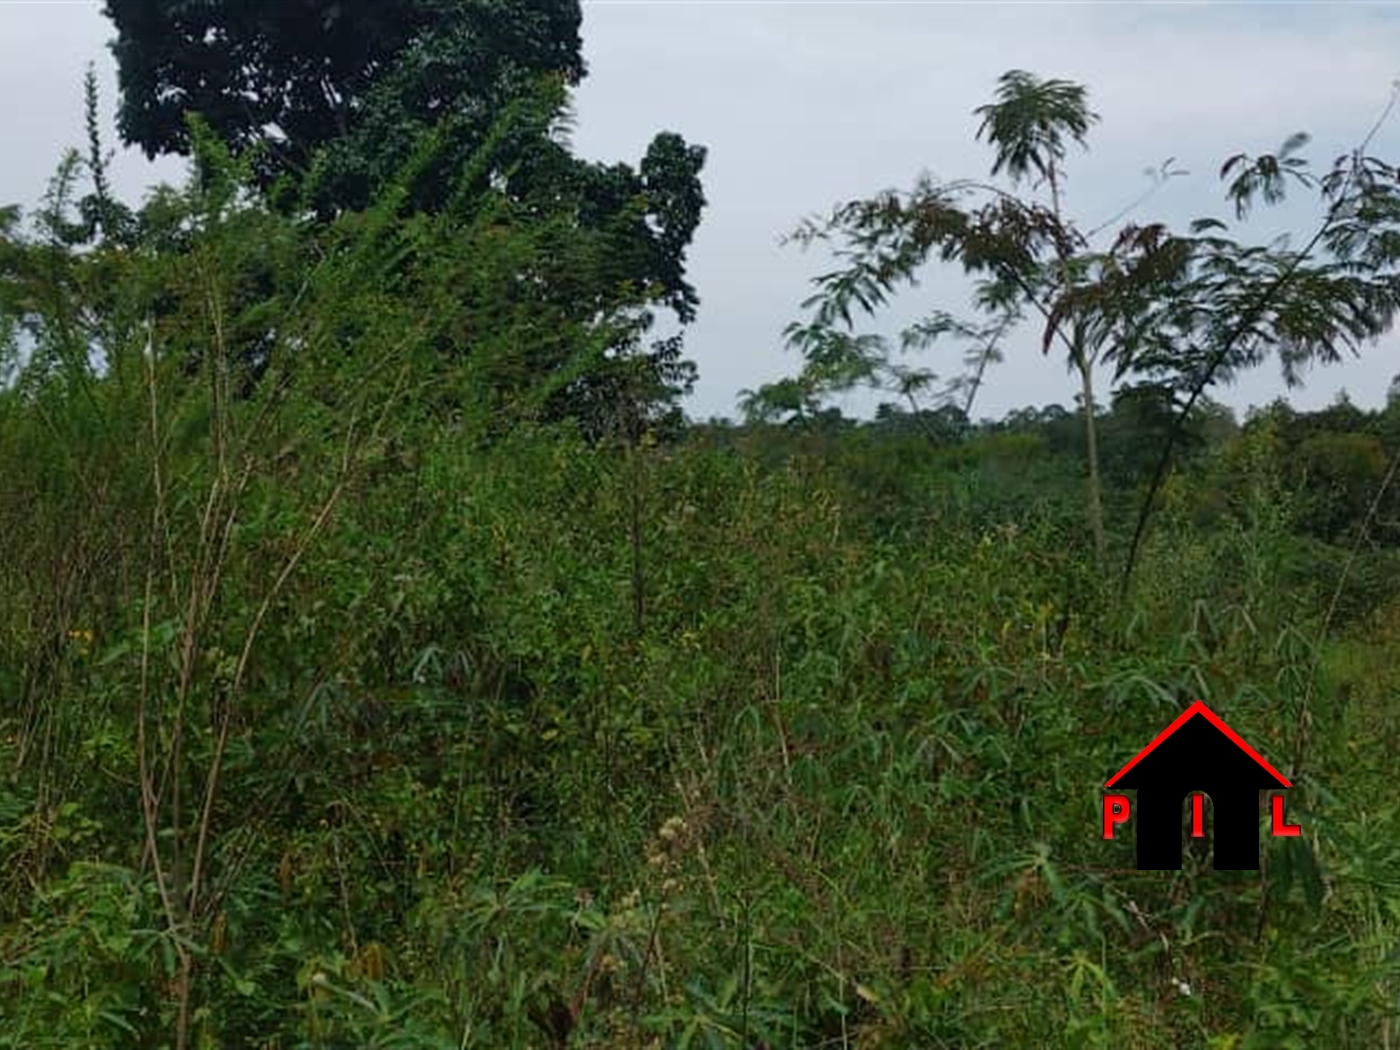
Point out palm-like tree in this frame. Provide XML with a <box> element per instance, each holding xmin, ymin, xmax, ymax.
<box><xmin>975</xmin><ymin>70</ymin><xmax>1106</xmax><ymax>557</ymax></box>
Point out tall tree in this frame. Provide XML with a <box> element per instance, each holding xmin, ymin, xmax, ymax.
<box><xmin>784</xmin><ymin>70</ymin><xmax>1114</xmax><ymax>557</ymax></box>
<box><xmin>101</xmin><ymin>0</ymin><xmax>708</xmax><ymax>435</ymax></box>
<box><xmin>103</xmin><ymin>0</ymin><xmax>584</xmax><ymax>211</ymax></box>
<box><xmin>974</xmin><ymin>71</ymin><xmax>1107</xmax><ymax>554</ymax></box>
<box><xmin>783</xmin><ymin>70</ymin><xmax>1400</xmax><ymax>572</ymax></box>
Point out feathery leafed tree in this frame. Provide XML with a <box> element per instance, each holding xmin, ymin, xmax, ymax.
<box><xmin>781</xmin><ymin>70</ymin><xmax>1400</xmax><ymax>574</ymax></box>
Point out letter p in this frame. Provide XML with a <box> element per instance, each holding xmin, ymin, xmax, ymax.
<box><xmin>1103</xmin><ymin>794</ymin><xmax>1131</xmax><ymax>839</ymax></box>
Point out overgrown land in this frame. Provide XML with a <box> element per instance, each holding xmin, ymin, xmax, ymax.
<box><xmin>3</xmin><ymin>4</ymin><xmax>1400</xmax><ymax>1047</ymax></box>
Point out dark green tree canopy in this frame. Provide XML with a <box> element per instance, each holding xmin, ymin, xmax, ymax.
<box><xmin>100</xmin><ymin>0</ymin><xmax>709</xmax><ymax>432</ymax></box>
<box><xmin>103</xmin><ymin>0</ymin><xmax>585</xmax><ymax>209</ymax></box>
<box><xmin>101</xmin><ymin>1</ymin><xmax>705</xmax><ymax>309</ymax></box>
<box><xmin>506</xmin><ymin>128</ymin><xmax>708</xmax><ymax>326</ymax></box>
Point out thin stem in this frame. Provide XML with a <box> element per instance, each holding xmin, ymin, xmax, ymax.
<box><xmin>1119</xmin><ymin>83</ymin><xmax>1400</xmax><ymax>596</ymax></box>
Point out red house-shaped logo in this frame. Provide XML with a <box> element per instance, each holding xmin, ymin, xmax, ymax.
<box><xmin>1103</xmin><ymin>701</ymin><xmax>1299</xmax><ymax>870</ymax></box>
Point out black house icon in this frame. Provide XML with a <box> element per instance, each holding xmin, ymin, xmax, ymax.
<box><xmin>1106</xmin><ymin>701</ymin><xmax>1291</xmax><ymax>870</ymax></box>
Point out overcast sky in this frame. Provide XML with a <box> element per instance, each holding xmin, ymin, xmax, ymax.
<box><xmin>3</xmin><ymin>2</ymin><xmax>1400</xmax><ymax>421</ymax></box>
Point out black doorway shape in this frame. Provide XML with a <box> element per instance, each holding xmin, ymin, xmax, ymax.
<box><xmin>1107</xmin><ymin>702</ymin><xmax>1290</xmax><ymax>870</ymax></box>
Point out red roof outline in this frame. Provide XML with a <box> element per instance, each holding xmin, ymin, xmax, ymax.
<box><xmin>1105</xmin><ymin>700</ymin><xmax>1292</xmax><ymax>789</ymax></box>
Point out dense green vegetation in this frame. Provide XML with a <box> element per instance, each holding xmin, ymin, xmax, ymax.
<box><xmin>4</xmin><ymin>6</ymin><xmax>1400</xmax><ymax>1048</ymax></box>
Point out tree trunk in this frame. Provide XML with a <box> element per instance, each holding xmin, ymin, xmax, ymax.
<box><xmin>1075</xmin><ymin>332</ymin><xmax>1106</xmax><ymax>562</ymax></box>
<box><xmin>1048</xmin><ymin>171</ymin><xmax>1106</xmax><ymax>564</ymax></box>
